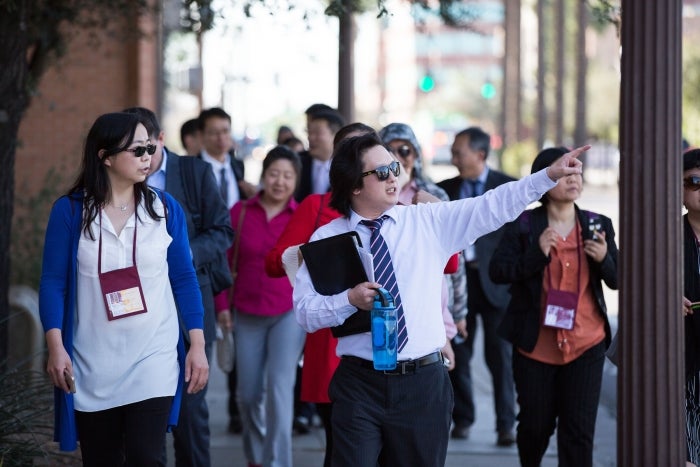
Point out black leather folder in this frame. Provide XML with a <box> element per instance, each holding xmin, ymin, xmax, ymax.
<box><xmin>300</xmin><ymin>231</ymin><xmax>371</xmax><ymax>337</ymax></box>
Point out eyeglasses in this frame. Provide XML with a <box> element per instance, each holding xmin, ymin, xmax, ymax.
<box><xmin>362</xmin><ymin>160</ymin><xmax>401</xmax><ymax>181</ymax></box>
<box><xmin>390</xmin><ymin>145</ymin><xmax>412</xmax><ymax>158</ymax></box>
<box><xmin>685</xmin><ymin>175</ymin><xmax>700</xmax><ymax>191</ymax></box>
<box><xmin>125</xmin><ymin>144</ymin><xmax>157</xmax><ymax>157</ymax></box>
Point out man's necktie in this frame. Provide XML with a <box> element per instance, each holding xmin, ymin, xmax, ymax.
<box><xmin>219</xmin><ymin>167</ymin><xmax>228</xmax><ymax>205</ymax></box>
<box><xmin>360</xmin><ymin>216</ymin><xmax>408</xmax><ymax>352</ymax></box>
<box><xmin>468</xmin><ymin>179</ymin><xmax>481</xmax><ymax>197</ymax></box>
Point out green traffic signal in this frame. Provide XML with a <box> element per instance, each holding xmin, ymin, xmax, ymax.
<box><xmin>419</xmin><ymin>74</ymin><xmax>435</xmax><ymax>93</ymax></box>
<box><xmin>481</xmin><ymin>82</ymin><xmax>496</xmax><ymax>99</ymax></box>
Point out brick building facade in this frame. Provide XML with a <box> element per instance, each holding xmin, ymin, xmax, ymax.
<box><xmin>14</xmin><ymin>16</ymin><xmax>162</xmax><ymax>198</ymax></box>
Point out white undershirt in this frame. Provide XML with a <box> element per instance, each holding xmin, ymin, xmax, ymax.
<box><xmin>201</xmin><ymin>150</ymin><xmax>240</xmax><ymax>209</ymax></box>
<box><xmin>311</xmin><ymin>158</ymin><xmax>331</xmax><ymax>194</ymax></box>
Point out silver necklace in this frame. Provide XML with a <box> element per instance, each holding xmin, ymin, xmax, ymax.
<box><xmin>110</xmin><ymin>201</ymin><xmax>129</xmax><ymax>211</ymax></box>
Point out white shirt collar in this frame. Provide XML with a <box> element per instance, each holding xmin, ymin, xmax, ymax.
<box><xmin>201</xmin><ymin>150</ymin><xmax>230</xmax><ymax>170</ymax></box>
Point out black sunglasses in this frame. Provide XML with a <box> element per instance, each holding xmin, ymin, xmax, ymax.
<box><xmin>390</xmin><ymin>145</ymin><xmax>412</xmax><ymax>158</ymax></box>
<box><xmin>125</xmin><ymin>144</ymin><xmax>157</xmax><ymax>157</ymax></box>
<box><xmin>685</xmin><ymin>175</ymin><xmax>700</xmax><ymax>191</ymax></box>
<box><xmin>362</xmin><ymin>160</ymin><xmax>401</xmax><ymax>181</ymax></box>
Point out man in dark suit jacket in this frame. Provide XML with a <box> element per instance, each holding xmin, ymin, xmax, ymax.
<box><xmin>195</xmin><ymin>107</ymin><xmax>255</xmax><ymax>435</ymax></box>
<box><xmin>437</xmin><ymin>126</ymin><xmax>517</xmax><ymax>447</ymax></box>
<box><xmin>197</xmin><ymin>107</ymin><xmax>256</xmax><ymax>208</ymax></box>
<box><xmin>294</xmin><ymin>108</ymin><xmax>345</xmax><ymax>202</ymax></box>
<box><xmin>125</xmin><ymin>107</ymin><xmax>233</xmax><ymax>467</ymax></box>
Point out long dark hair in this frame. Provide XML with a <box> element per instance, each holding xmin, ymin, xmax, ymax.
<box><xmin>67</xmin><ymin>112</ymin><xmax>161</xmax><ymax>239</ymax></box>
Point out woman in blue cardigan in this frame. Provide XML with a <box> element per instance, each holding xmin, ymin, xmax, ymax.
<box><xmin>39</xmin><ymin>112</ymin><xmax>208</xmax><ymax>464</ymax></box>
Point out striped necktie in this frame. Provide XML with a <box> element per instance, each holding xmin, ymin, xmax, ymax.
<box><xmin>360</xmin><ymin>216</ymin><xmax>408</xmax><ymax>352</ymax></box>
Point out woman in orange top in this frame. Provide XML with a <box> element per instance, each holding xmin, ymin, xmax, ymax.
<box><xmin>489</xmin><ymin>147</ymin><xmax>618</xmax><ymax>467</ymax></box>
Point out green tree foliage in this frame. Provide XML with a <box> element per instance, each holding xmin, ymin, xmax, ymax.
<box><xmin>589</xmin><ymin>0</ymin><xmax>621</xmax><ymax>34</ymax></box>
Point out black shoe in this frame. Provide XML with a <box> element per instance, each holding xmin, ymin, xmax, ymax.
<box><xmin>451</xmin><ymin>424</ymin><xmax>470</xmax><ymax>440</ymax></box>
<box><xmin>293</xmin><ymin>416</ymin><xmax>310</xmax><ymax>435</ymax></box>
<box><xmin>496</xmin><ymin>430</ymin><xmax>516</xmax><ymax>447</ymax></box>
<box><xmin>228</xmin><ymin>416</ymin><xmax>242</xmax><ymax>434</ymax></box>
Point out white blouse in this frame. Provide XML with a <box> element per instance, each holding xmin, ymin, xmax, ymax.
<box><xmin>73</xmin><ymin>197</ymin><xmax>179</xmax><ymax>412</ymax></box>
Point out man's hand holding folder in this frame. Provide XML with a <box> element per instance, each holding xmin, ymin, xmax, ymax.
<box><xmin>299</xmin><ymin>231</ymin><xmax>378</xmax><ymax>337</ymax></box>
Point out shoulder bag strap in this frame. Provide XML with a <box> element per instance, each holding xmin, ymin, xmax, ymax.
<box><xmin>228</xmin><ymin>202</ymin><xmax>248</xmax><ymax>306</ymax></box>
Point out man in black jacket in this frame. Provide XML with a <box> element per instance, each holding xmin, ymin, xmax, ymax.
<box><xmin>294</xmin><ymin>108</ymin><xmax>345</xmax><ymax>202</ymax></box>
<box><xmin>197</xmin><ymin>107</ymin><xmax>257</xmax><ymax>208</ymax></box>
<box><xmin>437</xmin><ymin>126</ymin><xmax>517</xmax><ymax>446</ymax></box>
<box><xmin>125</xmin><ymin>107</ymin><xmax>233</xmax><ymax>467</ymax></box>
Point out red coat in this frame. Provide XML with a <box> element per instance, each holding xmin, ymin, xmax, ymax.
<box><xmin>265</xmin><ymin>193</ymin><xmax>341</xmax><ymax>403</ymax></box>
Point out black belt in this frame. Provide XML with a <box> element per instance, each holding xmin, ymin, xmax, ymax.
<box><xmin>342</xmin><ymin>351</ymin><xmax>443</xmax><ymax>375</ymax></box>
<box><xmin>465</xmin><ymin>260</ymin><xmax>479</xmax><ymax>270</ymax></box>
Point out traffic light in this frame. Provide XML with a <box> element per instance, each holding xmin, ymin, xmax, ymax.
<box><xmin>419</xmin><ymin>73</ymin><xmax>435</xmax><ymax>93</ymax></box>
<box><xmin>481</xmin><ymin>81</ymin><xmax>496</xmax><ymax>99</ymax></box>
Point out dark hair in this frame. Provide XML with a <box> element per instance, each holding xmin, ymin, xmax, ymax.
<box><xmin>329</xmin><ymin>133</ymin><xmax>384</xmax><ymax>216</ymax></box>
<box><xmin>454</xmin><ymin>126</ymin><xmax>491</xmax><ymax>159</ymax></box>
<box><xmin>198</xmin><ymin>107</ymin><xmax>232</xmax><ymax>131</ymax></box>
<box><xmin>305</xmin><ymin>103</ymin><xmax>333</xmax><ymax>116</ymax></box>
<box><xmin>180</xmin><ymin>118</ymin><xmax>200</xmax><ymax>149</ymax></box>
<box><xmin>67</xmin><ymin>112</ymin><xmax>161</xmax><ymax>239</ymax></box>
<box><xmin>122</xmin><ymin>107</ymin><xmax>161</xmax><ymax>139</ymax></box>
<box><xmin>277</xmin><ymin>125</ymin><xmax>293</xmax><ymax>136</ymax></box>
<box><xmin>281</xmin><ymin>136</ymin><xmax>304</xmax><ymax>150</ymax></box>
<box><xmin>530</xmin><ymin>146</ymin><xmax>570</xmax><ymax>205</ymax></box>
<box><xmin>309</xmin><ymin>109</ymin><xmax>346</xmax><ymax>133</ymax></box>
<box><xmin>276</xmin><ymin>125</ymin><xmax>294</xmax><ymax>144</ymax></box>
<box><xmin>262</xmin><ymin>145</ymin><xmax>302</xmax><ymax>189</ymax></box>
<box><xmin>333</xmin><ymin>122</ymin><xmax>377</xmax><ymax>148</ymax></box>
<box><xmin>684</xmin><ymin>148</ymin><xmax>700</xmax><ymax>172</ymax></box>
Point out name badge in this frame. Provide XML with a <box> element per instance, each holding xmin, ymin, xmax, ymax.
<box><xmin>99</xmin><ymin>265</ymin><xmax>148</xmax><ymax>321</ymax></box>
<box><xmin>543</xmin><ymin>289</ymin><xmax>577</xmax><ymax>330</ymax></box>
<box><xmin>106</xmin><ymin>286</ymin><xmax>145</xmax><ymax>317</ymax></box>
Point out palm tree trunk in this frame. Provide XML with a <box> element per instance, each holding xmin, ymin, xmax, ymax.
<box><xmin>536</xmin><ymin>0</ymin><xmax>548</xmax><ymax>149</ymax></box>
<box><xmin>0</xmin><ymin>4</ymin><xmax>31</xmax><ymax>368</ymax></box>
<box><xmin>554</xmin><ymin>0</ymin><xmax>565</xmax><ymax>144</ymax></box>
<box><xmin>573</xmin><ymin>0</ymin><xmax>588</xmax><ymax>146</ymax></box>
<box><xmin>337</xmin><ymin>1</ymin><xmax>355</xmax><ymax>123</ymax></box>
<box><xmin>501</xmin><ymin>0</ymin><xmax>522</xmax><ymax>149</ymax></box>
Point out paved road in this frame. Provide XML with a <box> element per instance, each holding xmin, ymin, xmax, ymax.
<box><xmin>167</xmin><ymin>322</ymin><xmax>618</xmax><ymax>467</ymax></box>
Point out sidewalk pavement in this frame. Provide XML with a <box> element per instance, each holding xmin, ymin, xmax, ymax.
<box><xmin>166</xmin><ymin>325</ymin><xmax>617</xmax><ymax>467</ymax></box>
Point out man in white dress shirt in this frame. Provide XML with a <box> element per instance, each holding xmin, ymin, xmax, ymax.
<box><xmin>293</xmin><ymin>133</ymin><xmax>587</xmax><ymax>467</ymax></box>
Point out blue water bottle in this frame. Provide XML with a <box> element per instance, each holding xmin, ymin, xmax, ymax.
<box><xmin>371</xmin><ymin>287</ymin><xmax>397</xmax><ymax>370</ymax></box>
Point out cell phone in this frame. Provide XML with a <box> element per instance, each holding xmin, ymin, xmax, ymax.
<box><xmin>691</xmin><ymin>302</ymin><xmax>700</xmax><ymax>311</ymax></box>
<box><xmin>588</xmin><ymin>219</ymin><xmax>602</xmax><ymax>241</ymax></box>
<box><xmin>64</xmin><ymin>369</ymin><xmax>76</xmax><ymax>393</ymax></box>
